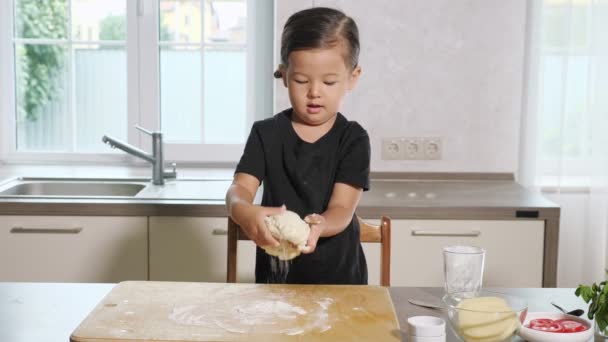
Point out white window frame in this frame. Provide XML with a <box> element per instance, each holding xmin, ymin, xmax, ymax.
<box><xmin>0</xmin><ymin>0</ymin><xmax>13</xmax><ymax>162</ymax></box>
<box><xmin>0</xmin><ymin>0</ymin><xmax>273</xmax><ymax>165</ymax></box>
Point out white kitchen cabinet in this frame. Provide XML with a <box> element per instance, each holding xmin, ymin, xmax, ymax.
<box><xmin>149</xmin><ymin>217</ymin><xmax>256</xmax><ymax>283</ymax></box>
<box><xmin>362</xmin><ymin>243</ymin><xmax>381</xmax><ymax>285</ymax></box>
<box><xmin>386</xmin><ymin>219</ymin><xmax>544</xmax><ymax>287</ymax></box>
<box><xmin>0</xmin><ymin>216</ymin><xmax>147</xmax><ymax>282</ymax></box>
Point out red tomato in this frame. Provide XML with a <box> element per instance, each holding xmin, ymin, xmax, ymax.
<box><xmin>532</xmin><ymin>322</ymin><xmax>563</xmax><ymax>332</ymax></box>
<box><xmin>555</xmin><ymin>319</ymin><xmax>588</xmax><ymax>333</ymax></box>
<box><xmin>527</xmin><ymin>317</ymin><xmax>589</xmax><ymax>333</ymax></box>
<box><xmin>529</xmin><ymin>318</ymin><xmax>554</xmax><ymax>327</ymax></box>
<box><xmin>527</xmin><ymin>319</ymin><xmax>563</xmax><ymax>332</ymax></box>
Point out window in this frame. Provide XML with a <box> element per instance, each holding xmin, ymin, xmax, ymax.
<box><xmin>536</xmin><ymin>0</ymin><xmax>593</xmax><ymax>176</ymax></box>
<box><xmin>0</xmin><ymin>0</ymin><xmax>273</xmax><ymax>163</ymax></box>
<box><xmin>159</xmin><ymin>0</ymin><xmax>247</xmax><ymax>144</ymax></box>
<box><xmin>10</xmin><ymin>0</ymin><xmax>128</xmax><ymax>153</ymax></box>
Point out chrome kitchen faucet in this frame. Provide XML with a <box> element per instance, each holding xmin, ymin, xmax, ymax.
<box><xmin>102</xmin><ymin>125</ymin><xmax>177</xmax><ymax>185</ymax></box>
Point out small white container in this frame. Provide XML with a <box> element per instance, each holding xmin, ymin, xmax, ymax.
<box><xmin>407</xmin><ymin>316</ymin><xmax>446</xmax><ymax>342</ymax></box>
<box><xmin>408</xmin><ymin>336</ymin><xmax>446</xmax><ymax>342</ymax></box>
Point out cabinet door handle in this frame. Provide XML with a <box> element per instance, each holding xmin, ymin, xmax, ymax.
<box><xmin>212</xmin><ymin>228</ymin><xmax>227</xmax><ymax>235</ymax></box>
<box><xmin>10</xmin><ymin>227</ymin><xmax>83</xmax><ymax>234</ymax></box>
<box><xmin>411</xmin><ymin>230</ymin><xmax>481</xmax><ymax>237</ymax></box>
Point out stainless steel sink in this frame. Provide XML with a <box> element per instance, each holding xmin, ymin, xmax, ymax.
<box><xmin>0</xmin><ymin>177</ymin><xmax>149</xmax><ymax>198</ymax></box>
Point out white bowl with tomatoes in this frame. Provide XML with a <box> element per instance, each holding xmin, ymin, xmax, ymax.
<box><xmin>518</xmin><ymin>312</ymin><xmax>593</xmax><ymax>342</ymax></box>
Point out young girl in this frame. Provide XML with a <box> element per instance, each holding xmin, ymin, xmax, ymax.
<box><xmin>225</xmin><ymin>7</ymin><xmax>370</xmax><ymax>284</ymax></box>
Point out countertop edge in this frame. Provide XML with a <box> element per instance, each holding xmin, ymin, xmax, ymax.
<box><xmin>0</xmin><ymin>201</ymin><xmax>559</xmax><ymax>219</ymax></box>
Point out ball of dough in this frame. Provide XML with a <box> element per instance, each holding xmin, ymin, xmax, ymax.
<box><xmin>262</xmin><ymin>210</ymin><xmax>310</xmax><ymax>260</ymax></box>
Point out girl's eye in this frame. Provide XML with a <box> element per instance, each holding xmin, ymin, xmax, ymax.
<box><xmin>294</xmin><ymin>80</ymin><xmax>308</xmax><ymax>84</ymax></box>
<box><xmin>324</xmin><ymin>81</ymin><xmax>337</xmax><ymax>86</ymax></box>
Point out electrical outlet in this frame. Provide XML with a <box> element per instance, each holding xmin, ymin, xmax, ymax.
<box><xmin>422</xmin><ymin>137</ymin><xmax>442</xmax><ymax>160</ymax></box>
<box><xmin>403</xmin><ymin>138</ymin><xmax>424</xmax><ymax>160</ymax></box>
<box><xmin>381</xmin><ymin>138</ymin><xmax>404</xmax><ymax>160</ymax></box>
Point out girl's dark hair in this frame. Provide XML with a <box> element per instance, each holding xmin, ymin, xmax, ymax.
<box><xmin>274</xmin><ymin>7</ymin><xmax>359</xmax><ymax>79</ymax></box>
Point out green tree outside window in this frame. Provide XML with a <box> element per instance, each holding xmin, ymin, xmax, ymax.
<box><xmin>16</xmin><ymin>0</ymin><xmax>67</xmax><ymax>122</ymax></box>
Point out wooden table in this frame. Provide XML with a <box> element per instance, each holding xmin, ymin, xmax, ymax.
<box><xmin>0</xmin><ymin>283</ymin><xmax>592</xmax><ymax>342</ymax></box>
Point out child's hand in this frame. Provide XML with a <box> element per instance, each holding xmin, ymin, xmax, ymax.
<box><xmin>240</xmin><ymin>205</ymin><xmax>285</xmax><ymax>248</ymax></box>
<box><xmin>301</xmin><ymin>213</ymin><xmax>326</xmax><ymax>254</ymax></box>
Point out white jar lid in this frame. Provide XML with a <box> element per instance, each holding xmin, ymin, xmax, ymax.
<box><xmin>407</xmin><ymin>315</ymin><xmax>446</xmax><ymax>337</ymax></box>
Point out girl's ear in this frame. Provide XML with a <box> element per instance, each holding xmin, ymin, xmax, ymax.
<box><xmin>279</xmin><ymin>64</ymin><xmax>288</xmax><ymax>87</ymax></box>
<box><xmin>347</xmin><ymin>66</ymin><xmax>362</xmax><ymax>91</ymax></box>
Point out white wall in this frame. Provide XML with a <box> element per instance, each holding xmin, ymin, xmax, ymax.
<box><xmin>275</xmin><ymin>0</ymin><xmax>527</xmax><ymax>173</ymax></box>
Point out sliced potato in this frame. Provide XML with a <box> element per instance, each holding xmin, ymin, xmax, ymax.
<box><xmin>456</xmin><ymin>296</ymin><xmax>518</xmax><ymax>342</ymax></box>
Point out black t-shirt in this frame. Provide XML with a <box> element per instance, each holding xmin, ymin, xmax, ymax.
<box><xmin>235</xmin><ymin>108</ymin><xmax>371</xmax><ymax>285</ymax></box>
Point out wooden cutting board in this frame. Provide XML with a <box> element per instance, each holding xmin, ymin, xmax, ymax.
<box><xmin>70</xmin><ymin>281</ymin><xmax>401</xmax><ymax>342</ymax></box>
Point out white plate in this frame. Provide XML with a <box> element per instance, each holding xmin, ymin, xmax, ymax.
<box><xmin>517</xmin><ymin>312</ymin><xmax>593</xmax><ymax>342</ymax></box>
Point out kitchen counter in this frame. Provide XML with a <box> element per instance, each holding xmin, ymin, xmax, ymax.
<box><xmin>0</xmin><ymin>165</ymin><xmax>235</xmax><ymax>216</ymax></box>
<box><xmin>0</xmin><ymin>165</ymin><xmax>557</xmax><ymax>218</ymax></box>
<box><xmin>0</xmin><ymin>282</ymin><xmax>590</xmax><ymax>342</ymax></box>
<box><xmin>0</xmin><ymin>165</ymin><xmax>560</xmax><ymax>286</ymax></box>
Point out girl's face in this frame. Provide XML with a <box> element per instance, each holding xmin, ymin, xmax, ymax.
<box><xmin>281</xmin><ymin>44</ymin><xmax>361</xmax><ymax>126</ymax></box>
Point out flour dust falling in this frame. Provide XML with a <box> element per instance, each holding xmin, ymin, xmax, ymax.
<box><xmin>269</xmin><ymin>252</ymin><xmax>291</xmax><ymax>283</ymax></box>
